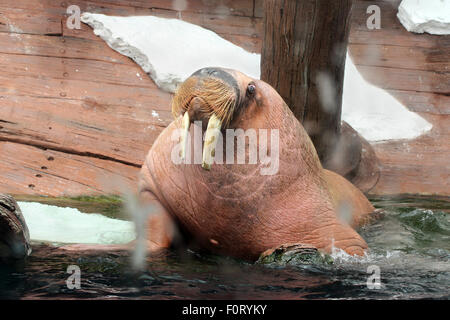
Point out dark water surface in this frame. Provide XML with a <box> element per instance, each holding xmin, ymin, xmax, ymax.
<box><xmin>0</xmin><ymin>196</ymin><xmax>449</xmax><ymax>300</ymax></box>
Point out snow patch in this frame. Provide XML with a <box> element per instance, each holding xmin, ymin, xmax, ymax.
<box><xmin>81</xmin><ymin>13</ymin><xmax>260</xmax><ymax>92</ymax></box>
<box><xmin>19</xmin><ymin>202</ymin><xmax>135</xmax><ymax>245</ymax></box>
<box><xmin>81</xmin><ymin>13</ymin><xmax>432</xmax><ymax>142</ymax></box>
<box><xmin>342</xmin><ymin>53</ymin><xmax>432</xmax><ymax>141</ymax></box>
<box><xmin>397</xmin><ymin>0</ymin><xmax>450</xmax><ymax>35</ymax></box>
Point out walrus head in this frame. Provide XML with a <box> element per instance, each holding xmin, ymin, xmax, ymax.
<box><xmin>172</xmin><ymin>67</ymin><xmax>265</xmax><ymax>170</ymax></box>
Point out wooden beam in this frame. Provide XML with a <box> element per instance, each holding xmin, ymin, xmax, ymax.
<box><xmin>261</xmin><ymin>0</ymin><xmax>353</xmax><ymax>164</ymax></box>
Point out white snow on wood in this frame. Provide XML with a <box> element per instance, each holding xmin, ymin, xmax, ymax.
<box><xmin>82</xmin><ymin>13</ymin><xmax>432</xmax><ymax>142</ymax></box>
<box><xmin>81</xmin><ymin>13</ymin><xmax>260</xmax><ymax>92</ymax></box>
<box><xmin>397</xmin><ymin>0</ymin><xmax>450</xmax><ymax>35</ymax></box>
<box><xmin>342</xmin><ymin>53</ymin><xmax>432</xmax><ymax>141</ymax></box>
<box><xmin>19</xmin><ymin>202</ymin><xmax>135</xmax><ymax>244</ymax></box>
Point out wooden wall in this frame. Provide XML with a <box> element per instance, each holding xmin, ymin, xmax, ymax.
<box><xmin>349</xmin><ymin>0</ymin><xmax>449</xmax><ymax>196</ymax></box>
<box><xmin>0</xmin><ymin>0</ymin><xmax>448</xmax><ymax>196</ymax></box>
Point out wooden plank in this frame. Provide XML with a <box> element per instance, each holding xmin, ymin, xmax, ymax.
<box><xmin>63</xmin><ymin>9</ymin><xmax>263</xmax><ymax>42</ymax></box>
<box><xmin>349</xmin><ymin>44</ymin><xmax>450</xmax><ymax>73</ymax></box>
<box><xmin>349</xmin><ymin>28</ymin><xmax>449</xmax><ymax>49</ymax></box>
<box><xmin>62</xmin><ymin>16</ymin><xmax>100</xmax><ymax>41</ymax></box>
<box><xmin>88</xmin><ymin>0</ymin><xmax>255</xmax><ymax>17</ymax></box>
<box><xmin>357</xmin><ymin>65</ymin><xmax>450</xmax><ymax>94</ymax></box>
<box><xmin>386</xmin><ymin>90</ymin><xmax>450</xmax><ymax>115</ymax></box>
<box><xmin>349</xmin><ymin>0</ymin><xmax>449</xmax><ymax>49</ymax></box>
<box><xmin>0</xmin><ymin>73</ymin><xmax>173</xmax><ymax>111</ymax></box>
<box><xmin>0</xmin><ymin>52</ymin><xmax>155</xmax><ymax>88</ymax></box>
<box><xmin>370</xmin><ymin>114</ymin><xmax>450</xmax><ymax>196</ymax></box>
<box><xmin>0</xmin><ymin>141</ymin><xmax>138</xmax><ymax>196</ymax></box>
<box><xmin>254</xmin><ymin>0</ymin><xmax>264</xmax><ymax>18</ymax></box>
<box><xmin>0</xmin><ymin>95</ymin><xmax>169</xmax><ymax>166</ymax></box>
<box><xmin>0</xmin><ymin>0</ymin><xmax>448</xmax><ymax>199</ymax></box>
<box><xmin>0</xmin><ymin>7</ymin><xmax>61</xmax><ymax>35</ymax></box>
<box><xmin>0</xmin><ymin>32</ymin><xmax>130</xmax><ymax>64</ymax></box>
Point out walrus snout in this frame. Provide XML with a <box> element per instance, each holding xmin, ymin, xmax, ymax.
<box><xmin>173</xmin><ymin>67</ymin><xmax>241</xmax><ymax>170</ymax></box>
<box><xmin>172</xmin><ymin>67</ymin><xmax>239</xmax><ymax>123</ymax></box>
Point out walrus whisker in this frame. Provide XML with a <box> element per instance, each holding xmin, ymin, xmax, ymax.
<box><xmin>171</xmin><ymin>76</ymin><xmax>236</xmax><ymax>128</ymax></box>
<box><xmin>199</xmin><ymin>78</ymin><xmax>236</xmax><ymax>126</ymax></box>
<box><xmin>171</xmin><ymin>77</ymin><xmax>199</xmax><ymax>118</ymax></box>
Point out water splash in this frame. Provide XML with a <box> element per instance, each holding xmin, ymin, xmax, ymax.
<box><xmin>121</xmin><ymin>192</ymin><xmax>155</xmax><ymax>272</ymax></box>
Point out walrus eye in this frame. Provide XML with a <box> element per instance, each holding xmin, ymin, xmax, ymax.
<box><xmin>247</xmin><ymin>83</ymin><xmax>256</xmax><ymax>96</ymax></box>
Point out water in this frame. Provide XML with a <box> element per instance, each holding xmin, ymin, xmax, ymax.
<box><xmin>0</xmin><ymin>196</ymin><xmax>449</xmax><ymax>300</ymax></box>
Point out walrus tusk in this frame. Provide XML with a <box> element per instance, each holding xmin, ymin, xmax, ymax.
<box><xmin>180</xmin><ymin>112</ymin><xmax>190</xmax><ymax>160</ymax></box>
<box><xmin>202</xmin><ymin>114</ymin><xmax>222</xmax><ymax>170</ymax></box>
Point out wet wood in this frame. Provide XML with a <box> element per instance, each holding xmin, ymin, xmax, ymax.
<box><xmin>0</xmin><ymin>0</ymin><xmax>448</xmax><ymax>197</ymax></box>
<box><xmin>357</xmin><ymin>65</ymin><xmax>449</xmax><ymax>94</ymax></box>
<box><xmin>258</xmin><ymin>0</ymin><xmax>379</xmax><ymax>190</ymax></box>
<box><xmin>350</xmin><ymin>0</ymin><xmax>449</xmax><ymax>49</ymax></box>
<box><xmin>0</xmin><ymin>95</ymin><xmax>169</xmax><ymax>167</ymax></box>
<box><xmin>0</xmin><ymin>53</ymin><xmax>158</xmax><ymax>88</ymax></box>
<box><xmin>0</xmin><ymin>72</ymin><xmax>173</xmax><ymax>110</ymax></box>
<box><xmin>61</xmin><ymin>8</ymin><xmax>263</xmax><ymax>44</ymax></box>
<box><xmin>0</xmin><ymin>32</ymin><xmax>131</xmax><ymax>64</ymax></box>
<box><xmin>0</xmin><ymin>6</ymin><xmax>62</xmax><ymax>35</ymax></box>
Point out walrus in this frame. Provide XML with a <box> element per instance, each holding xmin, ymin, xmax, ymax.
<box><xmin>137</xmin><ymin>67</ymin><xmax>375</xmax><ymax>261</ymax></box>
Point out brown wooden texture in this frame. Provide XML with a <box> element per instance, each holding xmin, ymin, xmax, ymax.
<box><xmin>0</xmin><ymin>0</ymin><xmax>260</xmax><ymax>197</ymax></box>
<box><xmin>0</xmin><ymin>6</ymin><xmax>62</xmax><ymax>35</ymax></box>
<box><xmin>260</xmin><ymin>0</ymin><xmax>353</xmax><ymax>164</ymax></box>
<box><xmin>0</xmin><ymin>141</ymin><xmax>138</xmax><ymax>196</ymax></box>
<box><xmin>347</xmin><ymin>0</ymin><xmax>450</xmax><ymax>196</ymax></box>
<box><xmin>370</xmin><ymin>114</ymin><xmax>450</xmax><ymax>196</ymax></box>
<box><xmin>0</xmin><ymin>0</ymin><xmax>448</xmax><ymax>197</ymax></box>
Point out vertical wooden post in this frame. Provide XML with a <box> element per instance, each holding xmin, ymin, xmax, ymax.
<box><xmin>261</xmin><ymin>0</ymin><xmax>353</xmax><ymax>164</ymax></box>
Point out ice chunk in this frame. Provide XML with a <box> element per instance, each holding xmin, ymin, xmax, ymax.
<box><xmin>19</xmin><ymin>202</ymin><xmax>135</xmax><ymax>244</ymax></box>
<box><xmin>398</xmin><ymin>0</ymin><xmax>450</xmax><ymax>35</ymax></box>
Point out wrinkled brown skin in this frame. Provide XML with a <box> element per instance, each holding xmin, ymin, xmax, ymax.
<box><xmin>139</xmin><ymin>70</ymin><xmax>375</xmax><ymax>262</ymax></box>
